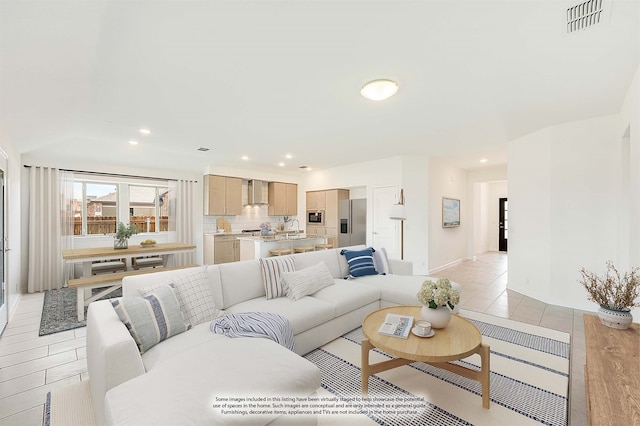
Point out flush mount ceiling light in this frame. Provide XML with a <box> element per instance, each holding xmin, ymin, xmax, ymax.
<box><xmin>360</xmin><ymin>79</ymin><xmax>399</xmax><ymax>101</ymax></box>
<box><xmin>128</xmin><ymin>140</ymin><xmax>138</xmax><ymax>145</ymax></box>
<box><xmin>139</xmin><ymin>128</ymin><xmax>151</xmax><ymax>135</ymax></box>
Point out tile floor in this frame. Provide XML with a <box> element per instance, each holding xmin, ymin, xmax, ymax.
<box><xmin>0</xmin><ymin>252</ymin><xmax>588</xmax><ymax>425</ymax></box>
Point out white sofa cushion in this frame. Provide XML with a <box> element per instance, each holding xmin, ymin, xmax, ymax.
<box><xmin>312</xmin><ymin>280</ymin><xmax>381</xmax><ymax>317</ymax></box>
<box><xmin>111</xmin><ymin>285</ymin><xmax>189</xmax><ymax>354</ymax></box>
<box><xmin>218</xmin><ymin>260</ymin><xmax>264</xmax><ymax>309</ymax></box>
<box><xmin>141</xmin><ymin>321</ymin><xmax>223</xmax><ymax>371</ymax></box>
<box><xmin>226</xmin><ymin>296</ymin><xmax>335</xmax><ymax>335</ymax></box>
<box><xmin>259</xmin><ymin>257</ymin><xmax>296</xmax><ymax>299</ymax></box>
<box><xmin>289</xmin><ymin>249</ymin><xmax>342</xmax><ymax>278</ymax></box>
<box><xmin>282</xmin><ymin>261</ymin><xmax>334</xmax><ymax>301</ymax></box>
<box><xmin>105</xmin><ymin>336</ymin><xmax>320</xmax><ymax>426</ymax></box>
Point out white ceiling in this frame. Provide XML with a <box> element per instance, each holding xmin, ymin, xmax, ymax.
<box><xmin>1</xmin><ymin>0</ymin><xmax>638</xmax><ymax>175</ymax></box>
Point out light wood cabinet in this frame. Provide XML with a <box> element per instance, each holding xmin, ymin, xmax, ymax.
<box><xmin>306</xmin><ymin>191</ymin><xmax>326</xmax><ymax>210</ymax></box>
<box><xmin>268</xmin><ymin>182</ymin><xmax>298</xmax><ymax>216</ymax></box>
<box><xmin>324</xmin><ymin>189</ymin><xmax>348</xmax><ymax>228</ymax></box>
<box><xmin>203</xmin><ymin>175</ymin><xmax>242</xmax><ymax>216</ymax></box>
<box><xmin>214</xmin><ymin>235</ymin><xmax>240</xmax><ymax>264</ymax></box>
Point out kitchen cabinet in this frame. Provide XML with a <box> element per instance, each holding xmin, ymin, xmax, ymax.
<box><xmin>203</xmin><ymin>175</ymin><xmax>242</xmax><ymax>216</ymax></box>
<box><xmin>306</xmin><ymin>191</ymin><xmax>326</xmax><ymax>210</ymax></box>
<box><xmin>268</xmin><ymin>182</ymin><xmax>298</xmax><ymax>216</ymax></box>
<box><xmin>324</xmin><ymin>189</ymin><xmax>348</xmax><ymax>228</ymax></box>
<box><xmin>214</xmin><ymin>234</ymin><xmax>240</xmax><ymax>264</ymax></box>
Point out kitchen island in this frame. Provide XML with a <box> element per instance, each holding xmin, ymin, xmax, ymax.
<box><xmin>237</xmin><ymin>234</ymin><xmax>325</xmax><ymax>260</ymax></box>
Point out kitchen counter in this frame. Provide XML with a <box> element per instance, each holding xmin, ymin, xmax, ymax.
<box><xmin>238</xmin><ymin>235</ymin><xmax>324</xmax><ymax>260</ymax></box>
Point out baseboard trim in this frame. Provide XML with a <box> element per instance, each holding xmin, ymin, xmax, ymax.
<box><xmin>428</xmin><ymin>258</ymin><xmax>464</xmax><ymax>275</ymax></box>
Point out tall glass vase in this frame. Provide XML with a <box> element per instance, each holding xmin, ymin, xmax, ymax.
<box><xmin>114</xmin><ymin>238</ymin><xmax>128</xmax><ymax>250</ymax></box>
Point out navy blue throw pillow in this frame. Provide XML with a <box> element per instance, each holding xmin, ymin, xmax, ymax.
<box><xmin>340</xmin><ymin>247</ymin><xmax>378</xmax><ymax>278</ymax></box>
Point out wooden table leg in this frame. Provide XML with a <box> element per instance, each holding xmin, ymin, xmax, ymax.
<box><xmin>479</xmin><ymin>343</ymin><xmax>491</xmax><ymax>408</ymax></box>
<box><xmin>361</xmin><ymin>338</ymin><xmax>373</xmax><ymax>395</ymax></box>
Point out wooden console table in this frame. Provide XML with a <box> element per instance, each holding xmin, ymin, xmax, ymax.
<box><xmin>583</xmin><ymin>314</ymin><xmax>640</xmax><ymax>425</ymax></box>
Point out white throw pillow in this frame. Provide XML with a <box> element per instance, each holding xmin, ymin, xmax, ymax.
<box><xmin>260</xmin><ymin>257</ymin><xmax>296</xmax><ymax>299</ymax></box>
<box><xmin>281</xmin><ymin>261</ymin><xmax>335</xmax><ymax>301</ymax></box>
<box><xmin>138</xmin><ymin>266</ymin><xmax>223</xmax><ymax>327</ymax></box>
<box><xmin>373</xmin><ymin>247</ymin><xmax>390</xmax><ymax>274</ymax></box>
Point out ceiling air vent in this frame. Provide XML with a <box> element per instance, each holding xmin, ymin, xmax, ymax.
<box><xmin>197</xmin><ymin>147</ymin><xmax>210</xmax><ymax>152</ymax></box>
<box><xmin>567</xmin><ymin>0</ymin><xmax>604</xmax><ymax>33</ymax></box>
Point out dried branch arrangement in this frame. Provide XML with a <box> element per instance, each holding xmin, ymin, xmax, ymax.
<box><xmin>579</xmin><ymin>261</ymin><xmax>640</xmax><ymax>310</ymax></box>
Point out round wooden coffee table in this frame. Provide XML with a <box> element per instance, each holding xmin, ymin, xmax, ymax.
<box><xmin>361</xmin><ymin>305</ymin><xmax>491</xmax><ymax>408</ymax></box>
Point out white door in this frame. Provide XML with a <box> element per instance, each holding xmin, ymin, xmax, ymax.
<box><xmin>0</xmin><ymin>155</ymin><xmax>7</xmax><ymax>334</ymax></box>
<box><xmin>372</xmin><ymin>186</ymin><xmax>401</xmax><ymax>259</ymax></box>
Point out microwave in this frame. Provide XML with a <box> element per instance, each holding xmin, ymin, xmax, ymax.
<box><xmin>307</xmin><ymin>210</ymin><xmax>325</xmax><ymax>225</ymax></box>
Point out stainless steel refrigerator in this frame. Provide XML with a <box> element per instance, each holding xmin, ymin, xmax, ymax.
<box><xmin>338</xmin><ymin>199</ymin><xmax>366</xmax><ymax>247</ymax></box>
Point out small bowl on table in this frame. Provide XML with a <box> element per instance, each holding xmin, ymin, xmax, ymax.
<box><xmin>140</xmin><ymin>241</ymin><xmax>156</xmax><ymax>248</ymax></box>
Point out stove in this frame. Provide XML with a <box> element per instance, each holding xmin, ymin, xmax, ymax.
<box><xmin>241</xmin><ymin>229</ymin><xmax>261</xmax><ymax>236</ymax></box>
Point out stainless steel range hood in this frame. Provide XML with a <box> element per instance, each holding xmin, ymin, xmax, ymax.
<box><xmin>248</xmin><ymin>180</ymin><xmax>268</xmax><ymax>205</ymax></box>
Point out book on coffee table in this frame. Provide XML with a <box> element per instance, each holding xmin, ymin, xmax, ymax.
<box><xmin>378</xmin><ymin>313</ymin><xmax>414</xmax><ymax>339</ymax></box>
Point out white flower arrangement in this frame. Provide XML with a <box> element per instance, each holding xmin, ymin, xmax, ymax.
<box><xmin>417</xmin><ymin>278</ymin><xmax>460</xmax><ymax>310</ymax></box>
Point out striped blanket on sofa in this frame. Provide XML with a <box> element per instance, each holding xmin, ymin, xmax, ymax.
<box><xmin>210</xmin><ymin>312</ymin><xmax>295</xmax><ymax>351</ymax></box>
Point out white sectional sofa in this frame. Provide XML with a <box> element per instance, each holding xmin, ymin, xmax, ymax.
<box><xmin>86</xmin><ymin>246</ymin><xmax>455</xmax><ymax>425</ymax></box>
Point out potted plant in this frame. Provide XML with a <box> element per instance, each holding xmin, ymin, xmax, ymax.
<box><xmin>114</xmin><ymin>222</ymin><xmax>138</xmax><ymax>249</ymax></box>
<box><xmin>579</xmin><ymin>261</ymin><xmax>640</xmax><ymax>329</ymax></box>
<box><xmin>417</xmin><ymin>278</ymin><xmax>460</xmax><ymax>328</ymax></box>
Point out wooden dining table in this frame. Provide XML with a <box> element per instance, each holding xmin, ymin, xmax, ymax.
<box><xmin>62</xmin><ymin>242</ymin><xmax>197</xmax><ymax>278</ymax></box>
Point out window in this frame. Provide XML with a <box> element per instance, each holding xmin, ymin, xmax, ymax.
<box><xmin>129</xmin><ymin>185</ymin><xmax>169</xmax><ymax>233</ymax></box>
<box><xmin>71</xmin><ymin>178</ymin><xmax>169</xmax><ymax>236</ymax></box>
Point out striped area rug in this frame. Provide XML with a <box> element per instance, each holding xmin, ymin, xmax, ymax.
<box><xmin>304</xmin><ymin>310</ymin><xmax>570</xmax><ymax>426</ymax></box>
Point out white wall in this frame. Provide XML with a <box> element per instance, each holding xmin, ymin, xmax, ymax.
<box><xmin>508</xmin><ymin>114</ymin><xmax>629</xmax><ymax>313</ymax></box>
<box><xmin>428</xmin><ymin>158</ymin><xmax>467</xmax><ymax>272</ymax></box>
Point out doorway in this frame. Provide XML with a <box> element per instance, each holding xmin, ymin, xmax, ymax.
<box><xmin>0</xmin><ymin>157</ymin><xmax>6</xmax><ymax>334</ymax></box>
<box><xmin>372</xmin><ymin>186</ymin><xmax>400</xmax><ymax>259</ymax></box>
<box><xmin>499</xmin><ymin>198</ymin><xmax>508</xmax><ymax>252</ymax></box>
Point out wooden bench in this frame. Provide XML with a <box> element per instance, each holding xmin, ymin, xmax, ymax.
<box><xmin>68</xmin><ymin>264</ymin><xmax>199</xmax><ymax>321</ymax></box>
<box><xmin>583</xmin><ymin>314</ymin><xmax>640</xmax><ymax>425</ymax></box>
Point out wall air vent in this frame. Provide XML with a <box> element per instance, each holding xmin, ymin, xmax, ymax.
<box><xmin>567</xmin><ymin>0</ymin><xmax>604</xmax><ymax>33</ymax></box>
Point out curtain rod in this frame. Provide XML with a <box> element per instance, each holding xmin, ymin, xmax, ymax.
<box><xmin>23</xmin><ymin>165</ymin><xmax>198</xmax><ymax>183</ymax></box>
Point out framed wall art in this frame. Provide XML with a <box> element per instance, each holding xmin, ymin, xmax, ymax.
<box><xmin>442</xmin><ymin>197</ymin><xmax>460</xmax><ymax>228</ymax></box>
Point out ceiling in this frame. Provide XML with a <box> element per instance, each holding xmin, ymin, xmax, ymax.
<box><xmin>1</xmin><ymin>0</ymin><xmax>638</xmax><ymax>175</ymax></box>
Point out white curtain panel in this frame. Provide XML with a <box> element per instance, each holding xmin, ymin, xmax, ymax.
<box><xmin>28</xmin><ymin>167</ymin><xmax>63</xmax><ymax>293</ymax></box>
<box><xmin>168</xmin><ymin>179</ymin><xmax>195</xmax><ymax>266</ymax></box>
<box><xmin>60</xmin><ymin>170</ymin><xmax>75</xmax><ymax>282</ymax></box>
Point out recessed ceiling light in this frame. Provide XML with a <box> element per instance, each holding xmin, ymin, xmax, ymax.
<box><xmin>139</xmin><ymin>128</ymin><xmax>151</xmax><ymax>135</ymax></box>
<box><xmin>361</xmin><ymin>79</ymin><xmax>399</xmax><ymax>101</ymax></box>
<box><xmin>480</xmin><ymin>158</ymin><xmax>488</xmax><ymax>163</ymax></box>
<box><xmin>241</xmin><ymin>155</ymin><xmax>249</xmax><ymax>160</ymax></box>
<box><xmin>285</xmin><ymin>154</ymin><xmax>293</xmax><ymax>159</ymax></box>
<box><xmin>278</xmin><ymin>162</ymin><xmax>285</xmax><ymax>167</ymax></box>
<box><xmin>129</xmin><ymin>140</ymin><xmax>138</xmax><ymax>145</ymax></box>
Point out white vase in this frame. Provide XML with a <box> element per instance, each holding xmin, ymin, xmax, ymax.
<box><xmin>598</xmin><ymin>306</ymin><xmax>633</xmax><ymax>330</ymax></box>
<box><xmin>420</xmin><ymin>305</ymin><xmax>452</xmax><ymax>329</ymax></box>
